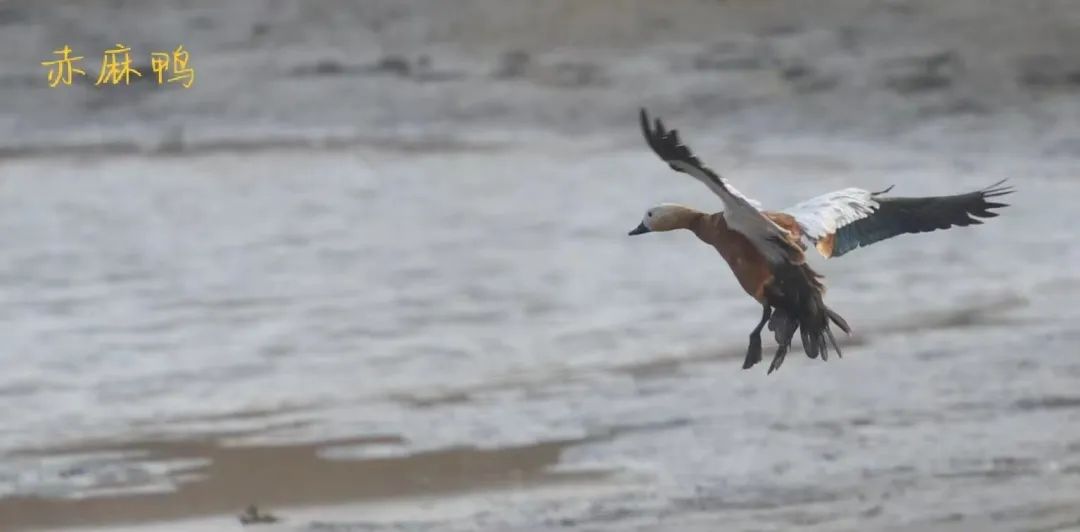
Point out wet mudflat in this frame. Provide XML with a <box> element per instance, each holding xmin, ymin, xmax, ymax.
<box><xmin>1</xmin><ymin>1</ymin><xmax>1080</xmax><ymax>531</ymax></box>
<box><xmin>0</xmin><ymin>139</ymin><xmax>1077</xmax><ymax>532</ymax></box>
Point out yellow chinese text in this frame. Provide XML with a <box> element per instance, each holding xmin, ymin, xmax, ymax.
<box><xmin>149</xmin><ymin>45</ymin><xmax>195</xmax><ymax>88</ymax></box>
<box><xmin>40</xmin><ymin>45</ymin><xmax>86</xmax><ymax>87</ymax></box>
<box><xmin>95</xmin><ymin>43</ymin><xmax>143</xmax><ymax>85</ymax></box>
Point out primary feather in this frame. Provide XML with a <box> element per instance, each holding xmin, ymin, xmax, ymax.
<box><xmin>784</xmin><ymin>180</ymin><xmax>1013</xmax><ymax>258</ymax></box>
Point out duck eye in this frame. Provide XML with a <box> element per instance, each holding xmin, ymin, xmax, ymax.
<box><xmin>647</xmin><ymin>212</ymin><xmax>653</xmax><ymax>218</ymax></box>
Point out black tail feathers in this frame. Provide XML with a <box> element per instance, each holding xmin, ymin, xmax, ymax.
<box><xmin>826</xmin><ymin>307</ymin><xmax>851</xmax><ymax>335</ymax></box>
<box><xmin>763</xmin><ymin>261</ymin><xmax>849</xmax><ymax>373</ymax></box>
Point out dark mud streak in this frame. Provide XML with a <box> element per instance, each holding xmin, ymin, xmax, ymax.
<box><xmin>390</xmin><ymin>391</ymin><xmax>473</xmax><ymax>409</ymax></box>
<box><xmin>876</xmin><ymin>296</ymin><xmax>1028</xmax><ymax>336</ymax></box>
<box><xmin>622</xmin><ymin>357</ymin><xmax>686</xmax><ymax>380</ymax></box>
<box><xmin>9</xmin><ymin>433</ymin><xmax>406</xmax><ymax>461</ymax></box>
<box><xmin>599</xmin><ymin>418</ymin><xmax>693</xmax><ymax>440</ymax></box>
<box><xmin>673</xmin><ymin>485</ymin><xmax>842</xmax><ymax>513</ymax></box>
<box><xmin>860</xmin><ymin>465</ymin><xmax>917</xmax><ymax>479</ymax></box>
<box><xmin>129</xmin><ymin>403</ymin><xmax>323</xmax><ymax>427</ymax></box>
<box><xmin>0</xmin><ymin>135</ymin><xmax>510</xmax><ymax>161</ymax></box>
<box><xmin>934</xmin><ymin>468</ymin><xmax>1038</xmax><ymax>481</ymax></box>
<box><xmin>936</xmin><ymin>457</ymin><xmax>1042</xmax><ymax>481</ymax></box>
<box><xmin>1014</xmin><ymin>396</ymin><xmax>1080</xmax><ymax>412</ymax></box>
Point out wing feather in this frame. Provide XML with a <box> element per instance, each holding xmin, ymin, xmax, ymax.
<box><xmin>639</xmin><ymin>108</ymin><xmax>798</xmax><ymax>263</ymax></box>
<box><xmin>785</xmin><ymin>181</ymin><xmax>1013</xmax><ymax>258</ymax></box>
<box><xmin>640</xmin><ymin>115</ymin><xmax>763</xmax><ymax>209</ymax></box>
<box><xmin>784</xmin><ymin>188</ymin><xmax>879</xmax><ymax>242</ymax></box>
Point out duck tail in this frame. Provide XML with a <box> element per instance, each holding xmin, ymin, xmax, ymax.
<box><xmin>826</xmin><ymin>306</ymin><xmax>851</xmax><ymax>335</ymax></box>
<box><xmin>765</xmin><ymin>261</ymin><xmax>849</xmax><ymax>371</ymax></box>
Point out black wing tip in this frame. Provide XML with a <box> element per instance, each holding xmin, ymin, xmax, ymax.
<box><xmin>981</xmin><ymin>179</ymin><xmax>1015</xmax><ymax>198</ymax></box>
<box><xmin>871</xmin><ymin>184</ymin><xmax>896</xmax><ymax>196</ymax></box>
<box><xmin>639</xmin><ymin>108</ymin><xmax>672</xmax><ymax>160</ymax></box>
<box><xmin>636</xmin><ymin>107</ymin><xmax>673</xmax><ymax>139</ymax></box>
<box><xmin>636</xmin><ymin>107</ymin><xmax>690</xmax><ymax>162</ymax></box>
<box><xmin>655</xmin><ymin>117</ymin><xmax>669</xmax><ymax>139</ymax></box>
<box><xmin>635</xmin><ymin>108</ymin><xmax>725</xmax><ymax>187</ymax></box>
<box><xmin>973</xmin><ymin>179</ymin><xmax>1013</xmax><ymax>218</ymax></box>
<box><xmin>638</xmin><ymin>108</ymin><xmax>670</xmax><ymax>149</ymax></box>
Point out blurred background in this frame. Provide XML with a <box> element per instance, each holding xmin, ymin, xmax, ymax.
<box><xmin>0</xmin><ymin>1</ymin><xmax>1079</xmax><ymax>531</ymax></box>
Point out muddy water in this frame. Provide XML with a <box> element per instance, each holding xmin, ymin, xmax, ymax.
<box><xmin>0</xmin><ymin>133</ymin><xmax>1078</xmax><ymax>531</ymax></box>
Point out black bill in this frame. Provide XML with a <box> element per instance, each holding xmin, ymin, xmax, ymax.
<box><xmin>628</xmin><ymin>222</ymin><xmax>650</xmax><ymax>236</ymax></box>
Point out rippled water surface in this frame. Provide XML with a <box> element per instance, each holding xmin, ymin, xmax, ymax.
<box><xmin>1</xmin><ymin>130</ymin><xmax>1079</xmax><ymax>530</ymax></box>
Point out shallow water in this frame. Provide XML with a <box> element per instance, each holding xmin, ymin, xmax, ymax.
<box><xmin>4</xmin><ymin>0</ymin><xmax>1080</xmax><ymax>529</ymax></box>
<box><xmin>0</xmin><ymin>130</ymin><xmax>1078</xmax><ymax>530</ymax></box>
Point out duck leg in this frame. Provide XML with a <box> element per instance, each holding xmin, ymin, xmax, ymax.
<box><xmin>743</xmin><ymin>305</ymin><xmax>772</xmax><ymax>369</ymax></box>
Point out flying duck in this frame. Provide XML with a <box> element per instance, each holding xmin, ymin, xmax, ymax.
<box><xmin>629</xmin><ymin>109</ymin><xmax>1013</xmax><ymax>373</ymax></box>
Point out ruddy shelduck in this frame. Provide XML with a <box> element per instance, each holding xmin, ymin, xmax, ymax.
<box><xmin>630</xmin><ymin>109</ymin><xmax>1013</xmax><ymax>373</ymax></box>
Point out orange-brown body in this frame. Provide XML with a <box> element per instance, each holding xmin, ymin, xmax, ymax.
<box><xmin>633</xmin><ymin>202</ymin><xmax>847</xmax><ymax>371</ymax></box>
<box><xmin>689</xmin><ymin>212</ymin><xmax>774</xmax><ymax>303</ymax></box>
<box><xmin>642</xmin><ymin>206</ymin><xmax>813</xmax><ymax>304</ymax></box>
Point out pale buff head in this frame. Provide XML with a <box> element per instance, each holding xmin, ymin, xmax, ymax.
<box><xmin>628</xmin><ymin>203</ymin><xmax>700</xmax><ymax>235</ymax></box>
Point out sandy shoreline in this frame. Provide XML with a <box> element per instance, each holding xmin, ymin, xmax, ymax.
<box><xmin>1</xmin><ymin>433</ymin><xmax>615</xmax><ymax>531</ymax></box>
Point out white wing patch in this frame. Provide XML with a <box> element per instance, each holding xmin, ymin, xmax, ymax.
<box><xmin>784</xmin><ymin>188</ymin><xmax>879</xmax><ymax>245</ymax></box>
<box><xmin>668</xmin><ymin>160</ymin><xmax>763</xmax><ymax>210</ymax></box>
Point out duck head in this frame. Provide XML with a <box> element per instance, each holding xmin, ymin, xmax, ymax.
<box><xmin>628</xmin><ymin>204</ymin><xmax>699</xmax><ymax>236</ymax></box>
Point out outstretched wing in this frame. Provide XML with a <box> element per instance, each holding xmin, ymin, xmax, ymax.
<box><xmin>785</xmin><ymin>181</ymin><xmax>1013</xmax><ymax>258</ymax></box>
<box><xmin>639</xmin><ymin>108</ymin><xmax>762</xmax><ymax>210</ymax></box>
<box><xmin>638</xmin><ymin>108</ymin><xmax>799</xmax><ymax>263</ymax></box>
